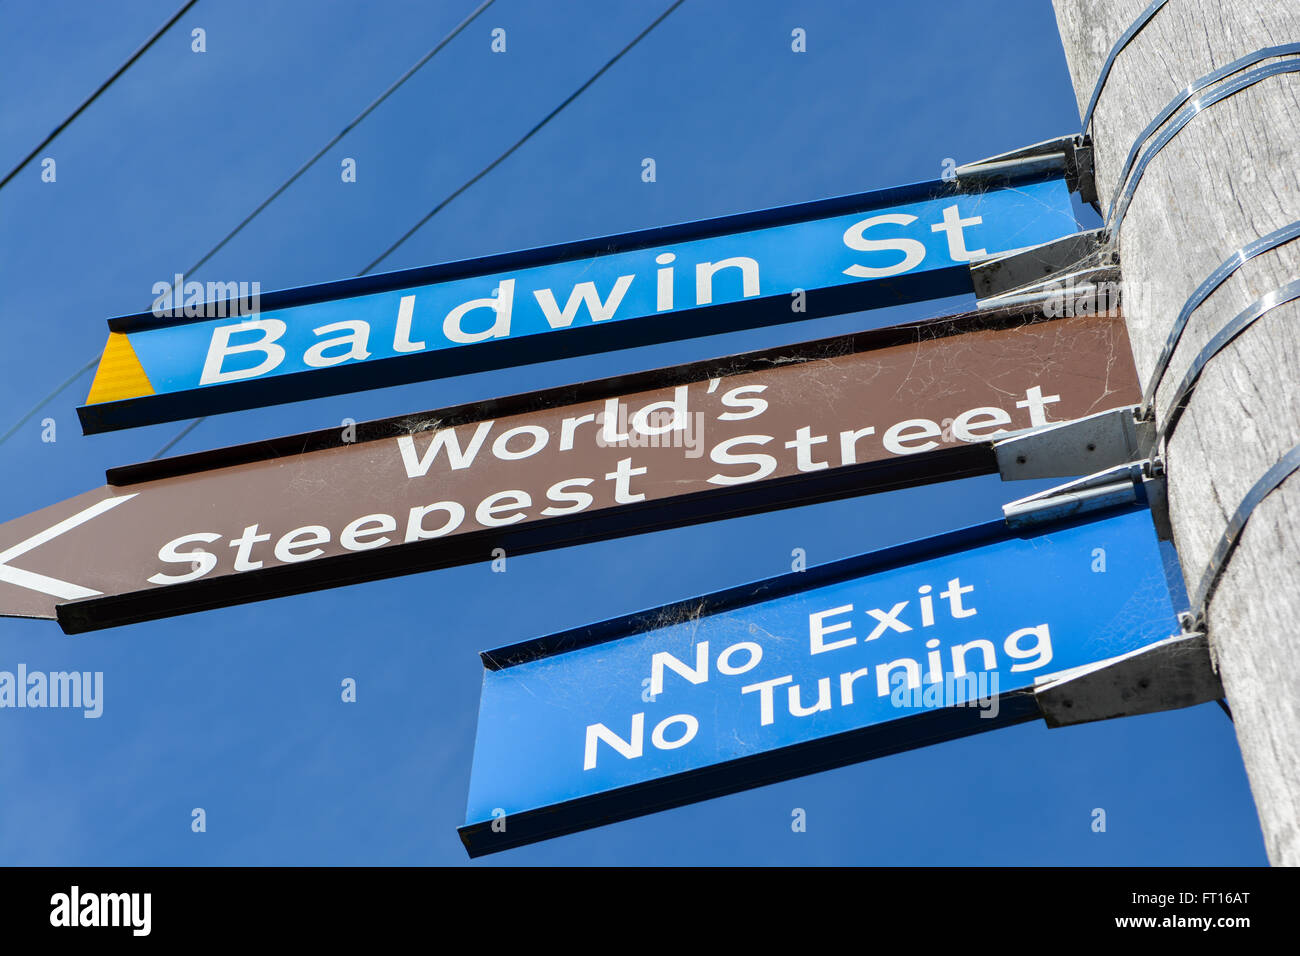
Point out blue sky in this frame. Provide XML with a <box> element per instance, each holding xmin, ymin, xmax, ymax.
<box><xmin>0</xmin><ymin>0</ymin><xmax>1264</xmax><ymax>864</ymax></box>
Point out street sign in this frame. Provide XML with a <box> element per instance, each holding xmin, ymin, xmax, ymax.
<box><xmin>458</xmin><ymin>502</ymin><xmax>1181</xmax><ymax>856</ymax></box>
<box><xmin>2</xmin><ymin>307</ymin><xmax>1137</xmax><ymax>634</ymax></box>
<box><xmin>78</xmin><ymin>171</ymin><xmax>1078</xmax><ymax>433</ymax></box>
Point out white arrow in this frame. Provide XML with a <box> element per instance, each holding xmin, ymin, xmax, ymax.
<box><xmin>0</xmin><ymin>494</ymin><xmax>137</xmax><ymax>600</ymax></box>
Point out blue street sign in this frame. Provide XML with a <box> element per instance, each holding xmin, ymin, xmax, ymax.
<box><xmin>459</xmin><ymin>502</ymin><xmax>1181</xmax><ymax>856</ymax></box>
<box><xmin>79</xmin><ymin>171</ymin><xmax>1077</xmax><ymax>433</ymax></box>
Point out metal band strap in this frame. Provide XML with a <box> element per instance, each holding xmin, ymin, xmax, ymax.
<box><xmin>1140</xmin><ymin>220</ymin><xmax>1300</xmax><ymax>420</ymax></box>
<box><xmin>1155</xmin><ymin>278</ymin><xmax>1300</xmax><ymax>448</ymax></box>
<box><xmin>1109</xmin><ymin>42</ymin><xmax>1300</xmax><ymax>223</ymax></box>
<box><xmin>1108</xmin><ymin>59</ymin><xmax>1300</xmax><ymax>235</ymax></box>
<box><xmin>1190</xmin><ymin>442</ymin><xmax>1300</xmax><ymax>624</ymax></box>
<box><xmin>1081</xmin><ymin>0</ymin><xmax>1170</xmax><ymax>133</ymax></box>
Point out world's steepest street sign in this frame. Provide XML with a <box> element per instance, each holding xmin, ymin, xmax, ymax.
<box><xmin>457</xmin><ymin>501</ymin><xmax>1182</xmax><ymax>856</ymax></box>
<box><xmin>0</xmin><ymin>306</ymin><xmax>1137</xmax><ymax>634</ymax></box>
<box><xmin>77</xmin><ymin>169</ymin><xmax>1078</xmax><ymax>433</ymax></box>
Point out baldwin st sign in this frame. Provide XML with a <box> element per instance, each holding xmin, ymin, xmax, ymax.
<box><xmin>458</xmin><ymin>502</ymin><xmax>1181</xmax><ymax>856</ymax></box>
<box><xmin>78</xmin><ymin>171</ymin><xmax>1077</xmax><ymax>432</ymax></box>
<box><xmin>2</xmin><ymin>306</ymin><xmax>1137</xmax><ymax>634</ymax></box>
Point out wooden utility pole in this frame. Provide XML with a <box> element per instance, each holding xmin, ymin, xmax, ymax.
<box><xmin>1052</xmin><ymin>0</ymin><xmax>1300</xmax><ymax>864</ymax></box>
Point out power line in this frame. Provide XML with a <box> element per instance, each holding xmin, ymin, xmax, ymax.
<box><xmin>0</xmin><ymin>0</ymin><xmax>497</xmax><ymax>451</ymax></box>
<box><xmin>153</xmin><ymin>418</ymin><xmax>203</xmax><ymax>459</ymax></box>
<box><xmin>150</xmin><ymin>0</ymin><xmax>687</xmax><ymax>459</ymax></box>
<box><xmin>0</xmin><ymin>0</ymin><xmax>200</xmax><ymax>191</ymax></box>
<box><xmin>0</xmin><ymin>358</ymin><xmax>98</xmax><ymax>448</ymax></box>
<box><xmin>362</xmin><ymin>0</ymin><xmax>688</xmax><ymax>274</ymax></box>
<box><xmin>175</xmin><ymin>0</ymin><xmax>499</xmax><ymax>282</ymax></box>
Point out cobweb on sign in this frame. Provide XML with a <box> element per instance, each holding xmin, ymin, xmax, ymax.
<box><xmin>400</xmin><ymin>415</ymin><xmax>444</xmax><ymax>435</ymax></box>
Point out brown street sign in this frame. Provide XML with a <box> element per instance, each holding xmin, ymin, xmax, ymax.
<box><xmin>0</xmin><ymin>305</ymin><xmax>1138</xmax><ymax>634</ymax></box>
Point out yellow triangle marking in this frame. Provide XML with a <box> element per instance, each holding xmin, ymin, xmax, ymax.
<box><xmin>85</xmin><ymin>332</ymin><xmax>155</xmax><ymax>405</ymax></box>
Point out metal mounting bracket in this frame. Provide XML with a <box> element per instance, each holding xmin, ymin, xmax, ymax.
<box><xmin>968</xmin><ymin>227</ymin><xmax>1117</xmax><ymax>312</ymax></box>
<box><xmin>955</xmin><ymin>133</ymin><xmax>1098</xmax><ymax>206</ymax></box>
<box><xmin>1033</xmin><ymin>629</ymin><xmax>1222</xmax><ymax>727</ymax></box>
<box><xmin>996</xmin><ymin>406</ymin><xmax>1172</xmax><ymax>538</ymax></box>
<box><xmin>1002</xmin><ymin>461</ymin><xmax>1148</xmax><ymax>529</ymax></box>
<box><xmin>994</xmin><ymin>405</ymin><xmax>1153</xmax><ymax>482</ymax></box>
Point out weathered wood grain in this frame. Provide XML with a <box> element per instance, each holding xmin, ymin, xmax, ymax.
<box><xmin>1053</xmin><ymin>0</ymin><xmax>1300</xmax><ymax>865</ymax></box>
